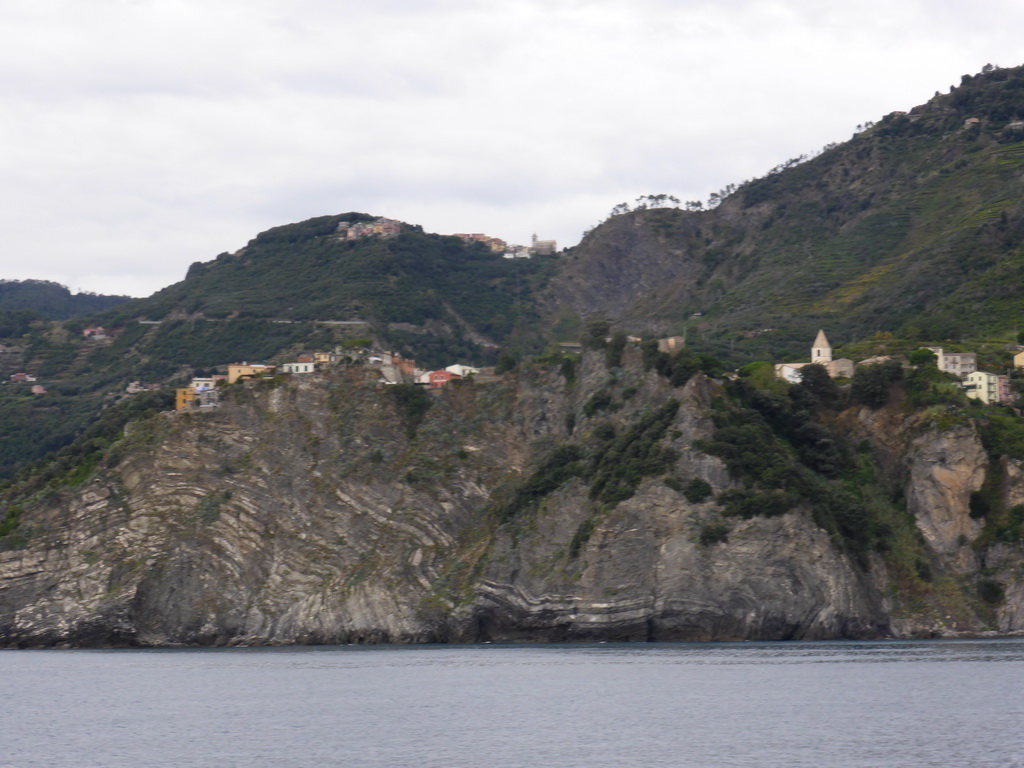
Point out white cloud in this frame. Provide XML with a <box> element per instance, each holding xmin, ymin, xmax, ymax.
<box><xmin>0</xmin><ymin>0</ymin><xmax>1022</xmax><ymax>296</ymax></box>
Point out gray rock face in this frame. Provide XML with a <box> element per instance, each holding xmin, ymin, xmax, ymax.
<box><xmin>541</xmin><ymin>214</ymin><xmax>705</xmax><ymax>333</ymax></box>
<box><xmin>905</xmin><ymin>425</ymin><xmax>985</xmax><ymax>560</ymax></box>
<box><xmin>474</xmin><ymin>484</ymin><xmax>882</xmax><ymax>642</ymax></box>
<box><xmin>0</xmin><ymin>354</ymin><xmax>1021</xmax><ymax>647</ymax></box>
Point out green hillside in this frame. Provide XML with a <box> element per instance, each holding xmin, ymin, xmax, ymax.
<box><xmin>0</xmin><ymin>217</ymin><xmax>553</xmax><ymax>481</ymax></box>
<box><xmin>0</xmin><ymin>280</ymin><xmax>130</xmax><ymax>320</ymax></box>
<box><xmin>548</xmin><ymin>64</ymin><xmax>1024</xmax><ymax>361</ymax></box>
<box><xmin>4</xmin><ymin>65</ymin><xmax>1024</xmax><ymax>482</ymax></box>
<box><xmin>102</xmin><ymin>214</ymin><xmax>549</xmax><ymax>350</ymax></box>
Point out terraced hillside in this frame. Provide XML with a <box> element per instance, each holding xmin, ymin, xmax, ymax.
<box><xmin>546</xmin><ymin>65</ymin><xmax>1024</xmax><ymax>360</ymax></box>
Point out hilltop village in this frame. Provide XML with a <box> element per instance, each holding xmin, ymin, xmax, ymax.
<box><xmin>336</xmin><ymin>216</ymin><xmax>557</xmax><ymax>258</ymax></box>
<box><xmin>3</xmin><ymin>217</ymin><xmax>562</xmax><ymax>405</ymax></box>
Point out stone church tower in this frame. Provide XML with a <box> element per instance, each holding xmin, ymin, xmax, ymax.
<box><xmin>811</xmin><ymin>329</ymin><xmax>832</xmax><ymax>364</ymax></box>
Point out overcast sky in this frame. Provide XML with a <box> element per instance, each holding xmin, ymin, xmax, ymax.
<box><xmin>1</xmin><ymin>0</ymin><xmax>1022</xmax><ymax>297</ymax></box>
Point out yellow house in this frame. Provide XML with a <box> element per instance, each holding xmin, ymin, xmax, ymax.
<box><xmin>175</xmin><ymin>387</ymin><xmax>196</xmax><ymax>410</ymax></box>
<box><xmin>658</xmin><ymin>336</ymin><xmax>686</xmax><ymax>353</ymax></box>
<box><xmin>963</xmin><ymin>371</ymin><xmax>1010</xmax><ymax>405</ymax></box>
<box><xmin>1014</xmin><ymin>350</ymin><xmax>1024</xmax><ymax>369</ymax></box>
<box><xmin>227</xmin><ymin>363</ymin><xmax>275</xmax><ymax>384</ymax></box>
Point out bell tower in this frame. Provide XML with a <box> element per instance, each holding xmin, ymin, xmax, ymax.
<box><xmin>812</xmin><ymin>329</ymin><xmax>832</xmax><ymax>364</ymax></box>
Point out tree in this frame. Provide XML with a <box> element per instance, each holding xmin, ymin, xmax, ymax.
<box><xmin>908</xmin><ymin>348</ymin><xmax>937</xmax><ymax>367</ymax></box>
<box><xmin>851</xmin><ymin>361</ymin><xmax>903</xmax><ymax>408</ymax></box>
<box><xmin>583</xmin><ymin>320</ymin><xmax>610</xmax><ymax>349</ymax></box>
<box><xmin>634</xmin><ymin>194</ymin><xmax>680</xmax><ymax>210</ymax></box>
<box><xmin>605</xmin><ymin>332</ymin><xmax>628</xmax><ymax>368</ymax></box>
<box><xmin>495</xmin><ymin>352</ymin><xmax>518</xmax><ymax>374</ymax></box>
<box><xmin>796</xmin><ymin>363</ymin><xmax>840</xmax><ymax>409</ymax></box>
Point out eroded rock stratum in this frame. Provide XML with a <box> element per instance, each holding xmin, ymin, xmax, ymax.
<box><xmin>1</xmin><ymin>352</ymin><xmax>1021</xmax><ymax>647</ymax></box>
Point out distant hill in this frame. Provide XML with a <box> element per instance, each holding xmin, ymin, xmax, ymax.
<box><xmin>0</xmin><ymin>280</ymin><xmax>131</xmax><ymax>320</ymax></box>
<box><xmin>99</xmin><ymin>214</ymin><xmax>551</xmax><ymax>360</ymax></box>
<box><xmin>543</xmin><ymin>64</ymin><xmax>1024</xmax><ymax>361</ymax></box>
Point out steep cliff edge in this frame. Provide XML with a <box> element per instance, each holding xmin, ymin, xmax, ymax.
<box><xmin>1</xmin><ymin>352</ymin><xmax>1021</xmax><ymax>647</ymax></box>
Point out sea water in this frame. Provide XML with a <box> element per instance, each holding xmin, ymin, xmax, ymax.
<box><xmin>2</xmin><ymin>640</ymin><xmax>1023</xmax><ymax>767</ymax></box>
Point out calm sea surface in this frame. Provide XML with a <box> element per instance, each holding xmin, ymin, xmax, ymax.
<box><xmin>1</xmin><ymin>640</ymin><xmax>1023</xmax><ymax>767</ymax></box>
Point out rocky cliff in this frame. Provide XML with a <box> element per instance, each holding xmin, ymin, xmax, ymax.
<box><xmin>1</xmin><ymin>351</ymin><xmax>1021</xmax><ymax>647</ymax></box>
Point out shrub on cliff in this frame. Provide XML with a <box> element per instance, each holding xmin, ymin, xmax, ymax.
<box><xmin>388</xmin><ymin>384</ymin><xmax>432</xmax><ymax>437</ymax></box>
<box><xmin>851</xmin><ymin>360</ymin><xmax>903</xmax><ymax>407</ymax></box>
<box><xmin>640</xmin><ymin>340</ymin><xmax>719</xmax><ymax>387</ymax></box>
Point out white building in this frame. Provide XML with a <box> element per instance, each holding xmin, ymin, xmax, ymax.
<box><xmin>445</xmin><ymin>364</ymin><xmax>480</xmax><ymax>378</ymax></box>
<box><xmin>529</xmin><ymin>234</ymin><xmax>557</xmax><ymax>256</ymax></box>
<box><xmin>775</xmin><ymin>329</ymin><xmax>854</xmax><ymax>382</ymax></box>
<box><xmin>926</xmin><ymin>348</ymin><xmax>977</xmax><ymax>376</ymax></box>
<box><xmin>774</xmin><ymin>362</ymin><xmax>807</xmax><ymax>384</ymax></box>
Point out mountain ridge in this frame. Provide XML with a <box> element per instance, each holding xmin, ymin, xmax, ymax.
<box><xmin>2</xmin><ymin>64</ymin><xmax>1024</xmax><ymax>483</ymax></box>
<box><xmin>544</xmin><ymin>65</ymin><xmax>1024</xmax><ymax>360</ymax></box>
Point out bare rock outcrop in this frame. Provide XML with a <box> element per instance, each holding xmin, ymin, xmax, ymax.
<box><xmin>1</xmin><ymin>354</ymin><xmax>1021</xmax><ymax>647</ymax></box>
<box><xmin>905</xmin><ymin>424</ymin><xmax>986</xmax><ymax>563</ymax></box>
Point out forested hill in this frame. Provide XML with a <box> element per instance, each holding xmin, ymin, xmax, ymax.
<box><xmin>544</xmin><ymin>63</ymin><xmax>1024</xmax><ymax>361</ymax></box>
<box><xmin>3</xmin><ymin>65</ymin><xmax>1024</xmax><ymax>483</ymax></box>
<box><xmin>0</xmin><ymin>218</ymin><xmax>554</xmax><ymax>481</ymax></box>
<box><xmin>0</xmin><ymin>280</ymin><xmax>130</xmax><ymax>320</ymax></box>
<box><xmin>97</xmin><ymin>214</ymin><xmax>552</xmax><ymax>356</ymax></box>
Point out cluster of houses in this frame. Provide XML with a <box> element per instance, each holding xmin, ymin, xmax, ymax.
<box><xmin>174</xmin><ymin>348</ymin><xmax>498</xmax><ymax>411</ymax></box>
<box><xmin>452</xmin><ymin>233</ymin><xmax>508</xmax><ymax>254</ymax></box>
<box><xmin>925</xmin><ymin>347</ymin><xmax>1016</xmax><ymax>405</ymax></box>
<box><xmin>334</xmin><ymin>216</ymin><xmax>556</xmax><ymax>259</ymax></box>
<box><xmin>441</xmin><ymin>228</ymin><xmax>559</xmax><ymax>258</ymax></box>
<box><xmin>170</xmin><ymin>330</ymin><xmax>1023</xmax><ymax>412</ymax></box>
<box><xmin>12</xmin><ymin>322</ymin><xmax>1019</xmax><ymax>411</ymax></box>
<box><xmin>776</xmin><ymin>330</ymin><xmax>1020</xmax><ymax>406</ymax></box>
<box><xmin>335</xmin><ymin>218</ymin><xmax>403</xmax><ymax>241</ymax></box>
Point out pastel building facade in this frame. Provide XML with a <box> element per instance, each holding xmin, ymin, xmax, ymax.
<box><xmin>227</xmin><ymin>363</ymin><xmax>276</xmax><ymax>384</ymax></box>
<box><xmin>428</xmin><ymin>370</ymin><xmax>461</xmax><ymax>389</ymax></box>
<box><xmin>926</xmin><ymin>348</ymin><xmax>977</xmax><ymax>376</ymax></box>
<box><xmin>283</xmin><ymin>355</ymin><xmax>316</xmax><ymax>374</ymax></box>
<box><xmin>963</xmin><ymin>371</ymin><xmax>1011</xmax><ymax>405</ymax></box>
